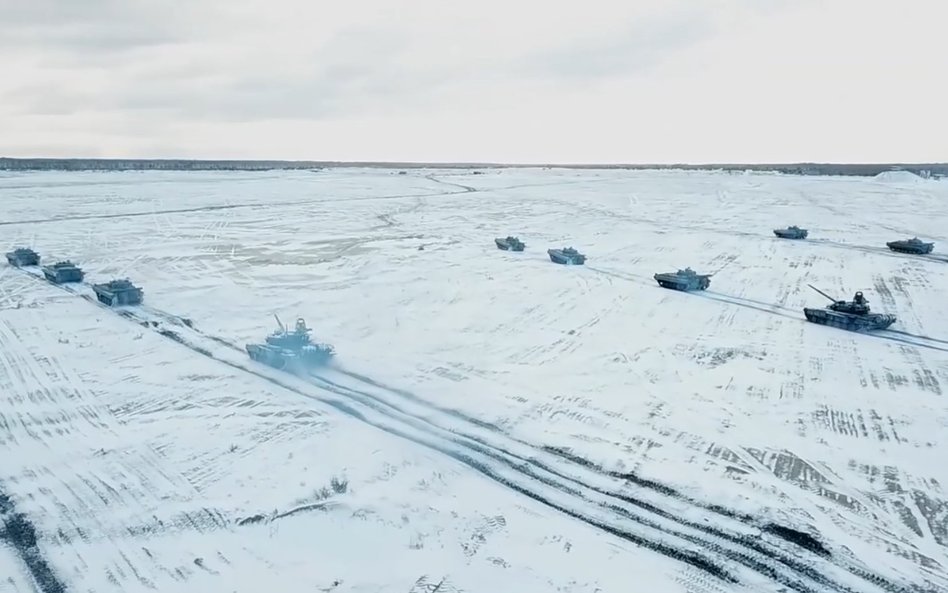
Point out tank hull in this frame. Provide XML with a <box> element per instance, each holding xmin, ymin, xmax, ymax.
<box><xmin>548</xmin><ymin>249</ymin><xmax>586</xmax><ymax>265</ymax></box>
<box><xmin>886</xmin><ymin>241</ymin><xmax>934</xmax><ymax>254</ymax></box>
<box><xmin>246</xmin><ymin>343</ymin><xmax>334</xmax><ymax>370</ymax></box>
<box><xmin>774</xmin><ymin>228</ymin><xmax>808</xmax><ymax>239</ymax></box>
<box><xmin>5</xmin><ymin>251</ymin><xmax>40</xmax><ymax>266</ymax></box>
<box><xmin>495</xmin><ymin>238</ymin><xmax>525</xmax><ymax>251</ymax></box>
<box><xmin>803</xmin><ymin>308</ymin><xmax>896</xmax><ymax>331</ymax></box>
<box><xmin>653</xmin><ymin>274</ymin><xmax>710</xmax><ymax>291</ymax></box>
<box><xmin>42</xmin><ymin>266</ymin><xmax>84</xmax><ymax>284</ymax></box>
<box><xmin>93</xmin><ymin>285</ymin><xmax>143</xmax><ymax>306</ymax></box>
<box><xmin>246</xmin><ymin>344</ymin><xmax>292</xmax><ymax>370</ymax></box>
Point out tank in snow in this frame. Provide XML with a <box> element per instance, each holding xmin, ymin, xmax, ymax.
<box><xmin>773</xmin><ymin>225</ymin><xmax>808</xmax><ymax>239</ymax></box>
<box><xmin>886</xmin><ymin>237</ymin><xmax>934</xmax><ymax>254</ymax></box>
<box><xmin>495</xmin><ymin>236</ymin><xmax>525</xmax><ymax>251</ymax></box>
<box><xmin>246</xmin><ymin>315</ymin><xmax>335</xmax><ymax>371</ymax></box>
<box><xmin>803</xmin><ymin>285</ymin><xmax>896</xmax><ymax>332</ymax></box>
<box><xmin>548</xmin><ymin>247</ymin><xmax>586</xmax><ymax>265</ymax></box>
<box><xmin>5</xmin><ymin>247</ymin><xmax>40</xmax><ymax>267</ymax></box>
<box><xmin>654</xmin><ymin>267</ymin><xmax>711</xmax><ymax>291</ymax></box>
<box><xmin>92</xmin><ymin>278</ymin><xmax>143</xmax><ymax>306</ymax></box>
<box><xmin>42</xmin><ymin>260</ymin><xmax>85</xmax><ymax>284</ymax></box>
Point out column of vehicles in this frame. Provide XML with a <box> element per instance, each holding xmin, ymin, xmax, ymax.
<box><xmin>5</xmin><ymin>246</ymin><xmax>333</xmax><ymax>372</ymax></box>
<box><xmin>4</xmin><ymin>224</ymin><xmax>937</xmax><ymax>375</ymax></box>
<box><xmin>495</xmin><ymin>226</ymin><xmax>937</xmax><ymax>333</ymax></box>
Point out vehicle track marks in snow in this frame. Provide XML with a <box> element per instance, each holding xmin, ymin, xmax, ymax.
<box><xmin>0</xmin><ymin>487</ymin><xmax>68</xmax><ymax>593</ymax></box>
<box><xmin>0</xmin><ymin>176</ymin><xmax>587</xmax><ymax>228</ymax></box>
<box><xmin>12</xmin><ymin>265</ymin><xmax>945</xmax><ymax>592</ymax></box>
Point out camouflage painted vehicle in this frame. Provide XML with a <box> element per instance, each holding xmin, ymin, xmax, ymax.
<box><xmin>886</xmin><ymin>237</ymin><xmax>934</xmax><ymax>254</ymax></box>
<box><xmin>5</xmin><ymin>247</ymin><xmax>40</xmax><ymax>267</ymax></box>
<box><xmin>773</xmin><ymin>225</ymin><xmax>808</xmax><ymax>239</ymax></box>
<box><xmin>42</xmin><ymin>260</ymin><xmax>84</xmax><ymax>284</ymax></box>
<box><xmin>495</xmin><ymin>236</ymin><xmax>525</xmax><ymax>251</ymax></box>
<box><xmin>246</xmin><ymin>316</ymin><xmax>335</xmax><ymax>371</ymax></box>
<box><xmin>92</xmin><ymin>278</ymin><xmax>144</xmax><ymax>306</ymax></box>
<box><xmin>547</xmin><ymin>247</ymin><xmax>586</xmax><ymax>265</ymax></box>
<box><xmin>803</xmin><ymin>285</ymin><xmax>896</xmax><ymax>331</ymax></box>
<box><xmin>653</xmin><ymin>267</ymin><xmax>711</xmax><ymax>292</ymax></box>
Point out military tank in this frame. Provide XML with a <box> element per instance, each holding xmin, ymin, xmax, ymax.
<box><xmin>654</xmin><ymin>267</ymin><xmax>711</xmax><ymax>292</ymax></box>
<box><xmin>92</xmin><ymin>278</ymin><xmax>144</xmax><ymax>306</ymax></box>
<box><xmin>5</xmin><ymin>247</ymin><xmax>40</xmax><ymax>267</ymax></box>
<box><xmin>548</xmin><ymin>247</ymin><xmax>586</xmax><ymax>265</ymax></box>
<box><xmin>803</xmin><ymin>285</ymin><xmax>896</xmax><ymax>332</ymax></box>
<box><xmin>885</xmin><ymin>237</ymin><xmax>934</xmax><ymax>254</ymax></box>
<box><xmin>495</xmin><ymin>236</ymin><xmax>525</xmax><ymax>251</ymax></box>
<box><xmin>773</xmin><ymin>225</ymin><xmax>808</xmax><ymax>240</ymax></box>
<box><xmin>246</xmin><ymin>315</ymin><xmax>335</xmax><ymax>371</ymax></box>
<box><xmin>42</xmin><ymin>260</ymin><xmax>84</xmax><ymax>284</ymax></box>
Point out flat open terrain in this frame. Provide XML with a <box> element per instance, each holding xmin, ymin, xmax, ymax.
<box><xmin>1</xmin><ymin>167</ymin><xmax>947</xmax><ymax>593</ymax></box>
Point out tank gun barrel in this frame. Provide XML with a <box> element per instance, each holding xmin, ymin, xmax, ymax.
<box><xmin>273</xmin><ymin>314</ymin><xmax>285</xmax><ymax>332</ymax></box>
<box><xmin>807</xmin><ymin>284</ymin><xmax>838</xmax><ymax>303</ymax></box>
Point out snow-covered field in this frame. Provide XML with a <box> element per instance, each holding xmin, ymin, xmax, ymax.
<box><xmin>1</xmin><ymin>167</ymin><xmax>946</xmax><ymax>593</ymax></box>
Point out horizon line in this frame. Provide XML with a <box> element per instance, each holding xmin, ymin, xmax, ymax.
<box><xmin>2</xmin><ymin>157</ymin><xmax>947</xmax><ymax>169</ymax></box>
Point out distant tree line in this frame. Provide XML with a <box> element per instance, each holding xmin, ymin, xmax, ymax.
<box><xmin>1</xmin><ymin>157</ymin><xmax>946</xmax><ymax>177</ymax></box>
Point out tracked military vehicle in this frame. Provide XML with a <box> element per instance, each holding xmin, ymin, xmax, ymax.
<box><xmin>42</xmin><ymin>260</ymin><xmax>84</xmax><ymax>284</ymax></box>
<box><xmin>246</xmin><ymin>315</ymin><xmax>335</xmax><ymax>371</ymax></box>
<box><xmin>5</xmin><ymin>247</ymin><xmax>40</xmax><ymax>267</ymax></box>
<box><xmin>548</xmin><ymin>247</ymin><xmax>586</xmax><ymax>265</ymax></box>
<box><xmin>803</xmin><ymin>285</ymin><xmax>896</xmax><ymax>332</ymax></box>
<box><xmin>92</xmin><ymin>278</ymin><xmax>143</xmax><ymax>306</ymax></box>
<box><xmin>495</xmin><ymin>236</ymin><xmax>525</xmax><ymax>251</ymax></box>
<box><xmin>773</xmin><ymin>225</ymin><xmax>808</xmax><ymax>239</ymax></box>
<box><xmin>654</xmin><ymin>267</ymin><xmax>711</xmax><ymax>292</ymax></box>
<box><xmin>886</xmin><ymin>237</ymin><xmax>934</xmax><ymax>255</ymax></box>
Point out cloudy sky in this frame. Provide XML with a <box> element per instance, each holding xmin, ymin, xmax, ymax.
<box><xmin>1</xmin><ymin>0</ymin><xmax>945</xmax><ymax>163</ymax></box>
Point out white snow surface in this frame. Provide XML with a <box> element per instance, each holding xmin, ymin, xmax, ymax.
<box><xmin>873</xmin><ymin>170</ymin><xmax>926</xmax><ymax>184</ymax></box>
<box><xmin>1</xmin><ymin>167</ymin><xmax>947</xmax><ymax>593</ymax></box>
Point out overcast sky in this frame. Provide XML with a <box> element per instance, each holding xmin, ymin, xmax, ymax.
<box><xmin>1</xmin><ymin>0</ymin><xmax>945</xmax><ymax>163</ymax></box>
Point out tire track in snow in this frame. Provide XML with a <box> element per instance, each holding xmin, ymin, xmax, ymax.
<box><xmin>584</xmin><ymin>265</ymin><xmax>948</xmax><ymax>354</ymax></box>
<box><xmin>0</xmin><ymin>177</ymin><xmax>586</xmax><ymax>227</ymax></box>
<box><xmin>805</xmin><ymin>239</ymin><xmax>948</xmax><ymax>265</ymax></box>
<box><xmin>9</xmin><ymin>272</ymin><xmax>745</xmax><ymax>587</ymax></box>
<box><xmin>0</xmin><ymin>488</ymin><xmax>67</xmax><ymax>593</ymax></box>
<box><xmin>0</xmin><ymin>282</ymin><xmax>245</xmax><ymax>591</ymax></box>
<box><xmin>0</xmin><ymin>190</ymin><xmax>455</xmax><ymax>227</ymax></box>
<box><xmin>13</xmin><ymin>268</ymin><xmax>936</xmax><ymax>593</ymax></box>
<box><xmin>0</xmin><ymin>318</ymin><xmax>70</xmax><ymax>593</ymax></box>
<box><xmin>312</xmin><ymin>369</ymin><xmax>940</xmax><ymax>593</ymax></box>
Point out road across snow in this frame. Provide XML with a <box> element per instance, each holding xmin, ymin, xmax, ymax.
<box><xmin>1</xmin><ymin>167</ymin><xmax>947</xmax><ymax>592</ymax></box>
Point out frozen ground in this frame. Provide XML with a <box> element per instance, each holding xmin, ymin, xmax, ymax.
<box><xmin>1</xmin><ymin>167</ymin><xmax>947</xmax><ymax>593</ymax></box>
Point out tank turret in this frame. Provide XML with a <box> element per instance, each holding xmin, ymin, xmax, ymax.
<box><xmin>547</xmin><ymin>246</ymin><xmax>586</xmax><ymax>265</ymax></box>
<box><xmin>654</xmin><ymin>267</ymin><xmax>711</xmax><ymax>291</ymax></box>
<box><xmin>495</xmin><ymin>236</ymin><xmax>525</xmax><ymax>251</ymax></box>
<box><xmin>885</xmin><ymin>237</ymin><xmax>934</xmax><ymax>255</ymax></box>
<box><xmin>42</xmin><ymin>260</ymin><xmax>85</xmax><ymax>284</ymax></box>
<box><xmin>92</xmin><ymin>278</ymin><xmax>143</xmax><ymax>306</ymax></box>
<box><xmin>773</xmin><ymin>225</ymin><xmax>808</xmax><ymax>239</ymax></box>
<box><xmin>5</xmin><ymin>247</ymin><xmax>40</xmax><ymax>267</ymax></box>
<box><xmin>246</xmin><ymin>315</ymin><xmax>335</xmax><ymax>371</ymax></box>
<box><xmin>803</xmin><ymin>285</ymin><xmax>896</xmax><ymax>331</ymax></box>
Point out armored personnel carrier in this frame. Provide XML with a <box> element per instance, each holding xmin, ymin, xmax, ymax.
<box><xmin>495</xmin><ymin>236</ymin><xmax>525</xmax><ymax>251</ymax></box>
<box><xmin>92</xmin><ymin>278</ymin><xmax>144</xmax><ymax>306</ymax></box>
<box><xmin>42</xmin><ymin>260</ymin><xmax>84</xmax><ymax>284</ymax></box>
<box><xmin>654</xmin><ymin>267</ymin><xmax>711</xmax><ymax>292</ymax></box>
<box><xmin>5</xmin><ymin>247</ymin><xmax>40</xmax><ymax>267</ymax></box>
<box><xmin>246</xmin><ymin>316</ymin><xmax>335</xmax><ymax>371</ymax></box>
<box><xmin>548</xmin><ymin>247</ymin><xmax>586</xmax><ymax>265</ymax></box>
<box><xmin>803</xmin><ymin>285</ymin><xmax>896</xmax><ymax>331</ymax></box>
<box><xmin>885</xmin><ymin>237</ymin><xmax>934</xmax><ymax>254</ymax></box>
<box><xmin>773</xmin><ymin>225</ymin><xmax>808</xmax><ymax>239</ymax></box>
